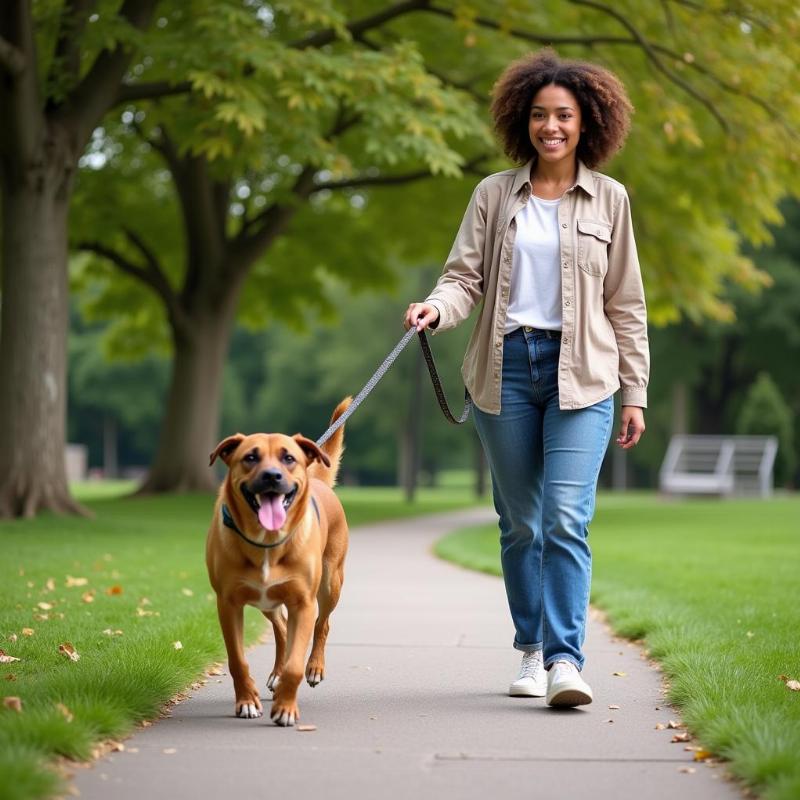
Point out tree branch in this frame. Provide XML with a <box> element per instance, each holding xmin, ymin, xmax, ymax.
<box><xmin>77</xmin><ymin>236</ymin><xmax>188</xmax><ymax>333</ymax></box>
<box><xmin>0</xmin><ymin>33</ymin><xmax>25</xmax><ymax>75</ymax></box>
<box><xmin>115</xmin><ymin>79</ymin><xmax>193</xmax><ymax>104</ymax></box>
<box><xmin>566</xmin><ymin>0</ymin><xmax>730</xmax><ymax>132</ymax></box>
<box><xmin>48</xmin><ymin>0</ymin><xmax>95</xmax><ymax>89</ymax></box>
<box><xmin>0</xmin><ymin>2</ymin><xmax>43</xmax><ymax>169</ymax></box>
<box><xmin>291</xmin><ymin>0</ymin><xmax>432</xmax><ymax>49</ymax></box>
<box><xmin>423</xmin><ymin>4</ymin><xmax>640</xmax><ymax>47</ymax></box>
<box><xmin>58</xmin><ymin>0</ymin><xmax>160</xmax><ymax>145</ymax></box>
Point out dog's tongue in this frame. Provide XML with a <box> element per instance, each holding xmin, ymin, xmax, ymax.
<box><xmin>258</xmin><ymin>494</ymin><xmax>286</xmax><ymax>531</ymax></box>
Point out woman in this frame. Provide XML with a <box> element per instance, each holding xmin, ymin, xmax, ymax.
<box><xmin>405</xmin><ymin>50</ymin><xmax>649</xmax><ymax>707</ymax></box>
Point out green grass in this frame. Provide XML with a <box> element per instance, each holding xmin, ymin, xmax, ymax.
<box><xmin>0</xmin><ymin>484</ymin><xmax>482</xmax><ymax>800</ymax></box>
<box><xmin>435</xmin><ymin>493</ymin><xmax>800</xmax><ymax>800</ymax></box>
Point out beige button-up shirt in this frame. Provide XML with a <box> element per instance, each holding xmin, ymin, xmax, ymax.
<box><xmin>426</xmin><ymin>160</ymin><xmax>649</xmax><ymax>414</ymax></box>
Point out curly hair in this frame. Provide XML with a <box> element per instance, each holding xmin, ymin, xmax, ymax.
<box><xmin>490</xmin><ymin>49</ymin><xmax>632</xmax><ymax>169</ymax></box>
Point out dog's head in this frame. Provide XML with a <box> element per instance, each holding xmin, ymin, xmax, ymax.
<box><xmin>210</xmin><ymin>433</ymin><xmax>330</xmax><ymax>532</ymax></box>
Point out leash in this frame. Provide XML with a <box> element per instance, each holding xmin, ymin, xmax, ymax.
<box><xmin>315</xmin><ymin>328</ymin><xmax>472</xmax><ymax>448</ymax></box>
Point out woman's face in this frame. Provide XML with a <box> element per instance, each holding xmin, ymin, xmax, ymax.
<box><xmin>528</xmin><ymin>83</ymin><xmax>583</xmax><ymax>167</ymax></box>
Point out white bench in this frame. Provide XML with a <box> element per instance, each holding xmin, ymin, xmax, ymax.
<box><xmin>659</xmin><ymin>435</ymin><xmax>778</xmax><ymax>498</ymax></box>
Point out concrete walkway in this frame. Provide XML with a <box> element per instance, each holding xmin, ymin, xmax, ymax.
<box><xmin>72</xmin><ymin>509</ymin><xmax>740</xmax><ymax>799</ymax></box>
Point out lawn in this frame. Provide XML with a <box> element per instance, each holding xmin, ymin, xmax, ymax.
<box><xmin>0</xmin><ymin>483</ymin><xmax>482</xmax><ymax>800</ymax></box>
<box><xmin>434</xmin><ymin>493</ymin><xmax>800</xmax><ymax>800</ymax></box>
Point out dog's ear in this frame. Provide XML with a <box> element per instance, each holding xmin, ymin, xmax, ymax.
<box><xmin>209</xmin><ymin>434</ymin><xmax>245</xmax><ymax>466</ymax></box>
<box><xmin>292</xmin><ymin>435</ymin><xmax>331</xmax><ymax>467</ymax></box>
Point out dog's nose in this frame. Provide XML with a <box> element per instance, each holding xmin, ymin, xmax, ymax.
<box><xmin>260</xmin><ymin>468</ymin><xmax>283</xmax><ymax>485</ymax></box>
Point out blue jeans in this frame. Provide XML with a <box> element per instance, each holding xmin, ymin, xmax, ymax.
<box><xmin>473</xmin><ymin>327</ymin><xmax>613</xmax><ymax>671</ymax></box>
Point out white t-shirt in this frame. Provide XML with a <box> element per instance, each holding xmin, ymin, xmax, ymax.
<box><xmin>504</xmin><ymin>195</ymin><xmax>563</xmax><ymax>333</ymax></box>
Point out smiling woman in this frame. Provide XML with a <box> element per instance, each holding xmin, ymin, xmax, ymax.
<box><xmin>404</xmin><ymin>48</ymin><xmax>648</xmax><ymax>708</ymax></box>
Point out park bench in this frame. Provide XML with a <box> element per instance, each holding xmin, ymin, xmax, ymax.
<box><xmin>659</xmin><ymin>435</ymin><xmax>778</xmax><ymax>498</ymax></box>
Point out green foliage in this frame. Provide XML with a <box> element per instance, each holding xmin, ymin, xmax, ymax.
<box><xmin>68</xmin><ymin>0</ymin><xmax>800</xmax><ymax>342</ymax></box>
<box><xmin>737</xmin><ymin>373</ymin><xmax>796</xmax><ymax>483</ymax></box>
<box><xmin>436</xmin><ymin>493</ymin><xmax>800</xmax><ymax>800</ymax></box>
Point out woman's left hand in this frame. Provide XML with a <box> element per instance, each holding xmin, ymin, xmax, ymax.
<box><xmin>616</xmin><ymin>406</ymin><xmax>645</xmax><ymax>449</ymax></box>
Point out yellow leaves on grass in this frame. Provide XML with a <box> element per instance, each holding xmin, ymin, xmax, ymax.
<box><xmin>55</xmin><ymin>703</ymin><xmax>74</xmax><ymax>722</ymax></box>
<box><xmin>65</xmin><ymin>576</ymin><xmax>88</xmax><ymax>588</ymax></box>
<box><xmin>102</xmin><ymin>629</ymin><xmax>124</xmax><ymax>637</ymax></box>
<box><xmin>779</xmin><ymin>674</ymin><xmax>800</xmax><ymax>692</ymax></box>
<box><xmin>0</xmin><ymin>649</ymin><xmax>20</xmax><ymax>663</ymax></box>
<box><xmin>3</xmin><ymin>697</ymin><xmax>22</xmax><ymax>712</ymax></box>
<box><xmin>58</xmin><ymin>642</ymin><xmax>80</xmax><ymax>662</ymax></box>
<box><xmin>172</xmin><ymin>641</ymin><xmax>183</xmax><ymax>651</ymax></box>
<box><xmin>21</xmin><ymin>628</ymin><xmax>34</xmax><ymax>637</ymax></box>
<box><xmin>82</xmin><ymin>590</ymin><xmax>96</xmax><ymax>604</ymax></box>
<box><xmin>106</xmin><ymin>585</ymin><xmax>124</xmax><ymax>596</ymax></box>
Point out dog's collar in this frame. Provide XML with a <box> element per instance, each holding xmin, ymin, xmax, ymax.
<box><xmin>221</xmin><ymin>498</ymin><xmax>320</xmax><ymax>549</ymax></box>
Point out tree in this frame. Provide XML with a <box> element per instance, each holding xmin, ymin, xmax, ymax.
<box><xmin>736</xmin><ymin>372</ymin><xmax>795</xmax><ymax>486</ymax></box>
<box><xmin>0</xmin><ymin>0</ymin><xmax>170</xmax><ymax>516</ymax></box>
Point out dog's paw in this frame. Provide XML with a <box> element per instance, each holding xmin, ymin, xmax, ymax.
<box><xmin>235</xmin><ymin>701</ymin><xmax>263</xmax><ymax>719</ymax></box>
<box><xmin>306</xmin><ymin>667</ymin><xmax>324</xmax><ymax>687</ymax></box>
<box><xmin>267</xmin><ymin>672</ymin><xmax>281</xmax><ymax>692</ymax></box>
<box><xmin>270</xmin><ymin>706</ymin><xmax>297</xmax><ymax>727</ymax></box>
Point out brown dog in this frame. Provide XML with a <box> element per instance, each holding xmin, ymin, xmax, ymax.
<box><xmin>206</xmin><ymin>398</ymin><xmax>351</xmax><ymax>726</ymax></box>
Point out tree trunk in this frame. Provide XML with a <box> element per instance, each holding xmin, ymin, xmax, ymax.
<box><xmin>137</xmin><ymin>308</ymin><xmax>235</xmax><ymax>493</ymax></box>
<box><xmin>0</xmin><ymin>165</ymin><xmax>87</xmax><ymax>518</ymax></box>
<box><xmin>103</xmin><ymin>414</ymin><xmax>119</xmax><ymax>479</ymax></box>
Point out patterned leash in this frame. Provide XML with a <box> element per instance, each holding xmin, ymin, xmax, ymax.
<box><xmin>315</xmin><ymin>327</ymin><xmax>472</xmax><ymax>448</ymax></box>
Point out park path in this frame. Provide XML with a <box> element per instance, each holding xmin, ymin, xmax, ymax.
<box><xmin>71</xmin><ymin>508</ymin><xmax>741</xmax><ymax>800</ymax></box>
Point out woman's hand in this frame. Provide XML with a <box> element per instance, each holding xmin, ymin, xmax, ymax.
<box><xmin>616</xmin><ymin>406</ymin><xmax>645</xmax><ymax>449</ymax></box>
<box><xmin>404</xmin><ymin>302</ymin><xmax>440</xmax><ymax>332</ymax></box>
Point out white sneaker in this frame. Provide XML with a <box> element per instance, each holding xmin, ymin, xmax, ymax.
<box><xmin>509</xmin><ymin>650</ymin><xmax>547</xmax><ymax>697</ymax></box>
<box><xmin>546</xmin><ymin>660</ymin><xmax>593</xmax><ymax>707</ymax></box>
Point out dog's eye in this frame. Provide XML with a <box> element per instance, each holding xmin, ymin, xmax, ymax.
<box><xmin>282</xmin><ymin>454</ymin><xmax>296</xmax><ymax>465</ymax></box>
<box><xmin>243</xmin><ymin>453</ymin><xmax>258</xmax><ymax>464</ymax></box>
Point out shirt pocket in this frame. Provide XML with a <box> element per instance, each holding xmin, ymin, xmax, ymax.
<box><xmin>576</xmin><ymin>219</ymin><xmax>612</xmax><ymax>277</ymax></box>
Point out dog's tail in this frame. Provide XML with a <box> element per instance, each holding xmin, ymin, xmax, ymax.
<box><xmin>309</xmin><ymin>396</ymin><xmax>352</xmax><ymax>488</ymax></box>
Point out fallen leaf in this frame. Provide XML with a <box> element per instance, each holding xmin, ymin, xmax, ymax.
<box><xmin>778</xmin><ymin>675</ymin><xmax>800</xmax><ymax>692</ymax></box>
<box><xmin>37</xmin><ymin>602</ymin><xmax>53</xmax><ymax>611</ymax></box>
<box><xmin>109</xmin><ymin>741</ymin><xmax>125</xmax><ymax>752</ymax></box>
<box><xmin>55</xmin><ymin>703</ymin><xmax>74</xmax><ymax>722</ymax></box>
<box><xmin>0</xmin><ymin>649</ymin><xmax>20</xmax><ymax>663</ymax></box>
<box><xmin>136</xmin><ymin>607</ymin><xmax>155</xmax><ymax>617</ymax></box>
<box><xmin>296</xmin><ymin>724</ymin><xmax>317</xmax><ymax>732</ymax></box>
<box><xmin>21</xmin><ymin>628</ymin><xmax>34</xmax><ymax>637</ymax></box>
<box><xmin>655</xmin><ymin>723</ymin><xmax>667</xmax><ymax>730</ymax></box>
<box><xmin>172</xmin><ymin>641</ymin><xmax>183</xmax><ymax>650</ymax></box>
<box><xmin>667</xmin><ymin>720</ymin><xmax>682</xmax><ymax>729</ymax></box>
<box><xmin>608</xmin><ymin>704</ymin><xmax>620</xmax><ymax>710</ymax></box>
<box><xmin>3</xmin><ymin>697</ymin><xmax>22</xmax><ymax>712</ymax></box>
<box><xmin>106</xmin><ymin>585</ymin><xmax>123</xmax><ymax>596</ymax></box>
<box><xmin>7</xmin><ymin>634</ymin><xmax>17</xmax><ymax>643</ymax></box>
<box><xmin>5</xmin><ymin>674</ymin><xmax>17</xmax><ymax>681</ymax></box>
<box><xmin>45</xmin><ymin>578</ymin><xmax>56</xmax><ymax>592</ymax></box>
<box><xmin>82</xmin><ymin>590</ymin><xmax>96</xmax><ymax>604</ymax></box>
<box><xmin>671</xmin><ymin>732</ymin><xmax>691</xmax><ymax>743</ymax></box>
<box><xmin>612</xmin><ymin>671</ymin><xmax>627</xmax><ymax>677</ymax></box>
<box><xmin>181</xmin><ymin>588</ymin><xmax>194</xmax><ymax>597</ymax></box>
<box><xmin>102</xmin><ymin>629</ymin><xmax>124</xmax><ymax>637</ymax></box>
<box><xmin>65</xmin><ymin>576</ymin><xmax>88</xmax><ymax>588</ymax></box>
<box><xmin>694</xmin><ymin>749</ymin><xmax>713</xmax><ymax>761</ymax></box>
<box><xmin>139</xmin><ymin>597</ymin><xmax>152</xmax><ymax>606</ymax></box>
<box><xmin>33</xmin><ymin>613</ymin><xmax>49</xmax><ymax>621</ymax></box>
<box><xmin>679</xmin><ymin>767</ymin><xmax>696</xmax><ymax>774</ymax></box>
<box><xmin>162</xmin><ymin>748</ymin><xmax>177</xmax><ymax>754</ymax></box>
<box><xmin>58</xmin><ymin>642</ymin><xmax>81</xmax><ymax>662</ymax></box>
<box><xmin>141</xmin><ymin>720</ymin><xmax>152</xmax><ymax>727</ymax></box>
<box><xmin>207</xmin><ymin>665</ymin><xmax>223</xmax><ymax>676</ymax></box>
